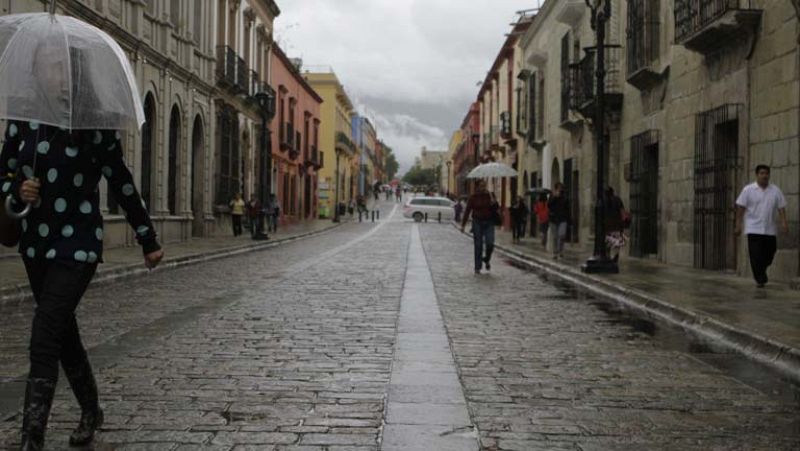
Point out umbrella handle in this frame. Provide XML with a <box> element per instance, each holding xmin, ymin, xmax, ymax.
<box><xmin>4</xmin><ymin>196</ymin><xmax>31</xmax><ymax>219</ymax></box>
<box><xmin>49</xmin><ymin>0</ymin><xmax>56</xmax><ymax>15</ymax></box>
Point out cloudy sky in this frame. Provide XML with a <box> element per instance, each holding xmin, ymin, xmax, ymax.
<box><xmin>277</xmin><ymin>0</ymin><xmax>542</xmax><ymax>174</ymax></box>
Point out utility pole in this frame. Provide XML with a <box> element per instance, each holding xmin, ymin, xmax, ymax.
<box><xmin>582</xmin><ymin>0</ymin><xmax>619</xmax><ymax>274</ymax></box>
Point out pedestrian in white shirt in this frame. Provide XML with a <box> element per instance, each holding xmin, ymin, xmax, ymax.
<box><xmin>735</xmin><ymin>165</ymin><xmax>789</xmax><ymax>287</ymax></box>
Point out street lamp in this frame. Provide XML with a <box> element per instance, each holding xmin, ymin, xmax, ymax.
<box><xmin>581</xmin><ymin>0</ymin><xmax>618</xmax><ymax>274</ymax></box>
<box><xmin>253</xmin><ymin>86</ymin><xmax>276</xmax><ymax>240</ymax></box>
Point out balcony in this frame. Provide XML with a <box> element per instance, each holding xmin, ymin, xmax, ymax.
<box><xmin>216</xmin><ymin>45</ymin><xmax>249</xmax><ymax>94</ymax></box>
<box><xmin>248</xmin><ymin>70</ymin><xmax>269</xmax><ymax>97</ymax></box>
<box><xmin>627</xmin><ymin>0</ymin><xmax>664</xmax><ymax>90</ymax></box>
<box><xmin>236</xmin><ymin>56</ymin><xmax>247</xmax><ymax>93</ymax></box>
<box><xmin>281</xmin><ymin>123</ymin><xmax>294</xmax><ymax>152</ymax></box>
<box><xmin>310</xmin><ymin>146</ymin><xmax>323</xmax><ymax>170</ymax></box>
<box><xmin>216</xmin><ymin>45</ymin><xmax>237</xmax><ymax>88</ymax></box>
<box><xmin>571</xmin><ymin>46</ymin><xmax>623</xmax><ymax>119</ymax></box>
<box><xmin>290</xmin><ymin>131</ymin><xmax>301</xmax><ymax>160</ymax></box>
<box><xmin>336</xmin><ymin>132</ymin><xmax>356</xmax><ymax>156</ymax></box>
<box><xmin>555</xmin><ymin>0</ymin><xmax>586</xmax><ymax>26</ymax></box>
<box><xmin>674</xmin><ymin>0</ymin><xmax>761</xmax><ymax>54</ymax></box>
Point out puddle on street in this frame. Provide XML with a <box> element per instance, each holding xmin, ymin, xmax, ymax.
<box><xmin>504</xmin><ymin>257</ymin><xmax>800</xmax><ymax>407</ymax></box>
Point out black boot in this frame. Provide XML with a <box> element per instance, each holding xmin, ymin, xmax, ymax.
<box><xmin>20</xmin><ymin>378</ymin><xmax>56</xmax><ymax>451</ymax></box>
<box><xmin>64</xmin><ymin>360</ymin><xmax>103</xmax><ymax>446</ymax></box>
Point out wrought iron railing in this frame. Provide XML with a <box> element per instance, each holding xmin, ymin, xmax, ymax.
<box><xmin>693</xmin><ymin>104</ymin><xmax>743</xmax><ymax>270</ymax></box>
<box><xmin>675</xmin><ymin>0</ymin><xmax>753</xmax><ymax>43</ymax></box>
<box><xmin>627</xmin><ymin>0</ymin><xmax>660</xmax><ymax>76</ymax></box>
<box><xmin>236</xmin><ymin>56</ymin><xmax>247</xmax><ymax>93</ymax></box>
<box><xmin>216</xmin><ymin>45</ymin><xmax>237</xmax><ymax>87</ymax></box>
<box><xmin>336</xmin><ymin>132</ymin><xmax>355</xmax><ymax>154</ymax></box>
<box><xmin>571</xmin><ymin>46</ymin><xmax>623</xmax><ymax>115</ymax></box>
<box><xmin>281</xmin><ymin>123</ymin><xmax>294</xmax><ymax>151</ymax></box>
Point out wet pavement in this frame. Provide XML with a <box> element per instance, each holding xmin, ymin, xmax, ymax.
<box><xmin>492</xmin><ymin>231</ymin><xmax>800</xmax><ymax>354</ymax></box>
<box><xmin>0</xmin><ymin>200</ymin><xmax>797</xmax><ymax>450</ymax></box>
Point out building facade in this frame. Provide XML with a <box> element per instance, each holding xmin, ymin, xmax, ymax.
<box><xmin>509</xmin><ymin>0</ymin><xmax>799</xmax><ymax>283</ymax></box>
<box><xmin>304</xmin><ymin>69</ymin><xmax>356</xmax><ymax>218</ymax></box>
<box><xmin>270</xmin><ymin>46</ymin><xmax>323</xmax><ymax>223</ymax></box>
<box><xmin>214</xmin><ymin>0</ymin><xmax>280</xmax><ymax>232</ymax></box>
<box><xmin>0</xmin><ymin>0</ymin><xmax>219</xmax><ymax>259</ymax></box>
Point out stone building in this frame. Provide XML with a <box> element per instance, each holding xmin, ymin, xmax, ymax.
<box><xmin>1</xmin><ymin>0</ymin><xmax>219</xmax><ymax>256</ymax></box>
<box><xmin>213</xmin><ymin>0</ymin><xmax>280</xmax><ymax>231</ymax></box>
<box><xmin>513</xmin><ymin>0</ymin><xmax>799</xmax><ymax>283</ymax></box>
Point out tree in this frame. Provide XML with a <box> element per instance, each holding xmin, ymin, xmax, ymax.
<box><xmin>402</xmin><ymin>165</ymin><xmax>437</xmax><ymax>187</ymax></box>
<box><xmin>385</xmin><ymin>152</ymin><xmax>399</xmax><ymax>180</ymax></box>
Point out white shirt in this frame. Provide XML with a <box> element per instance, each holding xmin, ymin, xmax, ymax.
<box><xmin>735</xmin><ymin>182</ymin><xmax>787</xmax><ymax>236</ymax></box>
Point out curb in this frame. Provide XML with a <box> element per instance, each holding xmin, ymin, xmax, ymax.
<box><xmin>0</xmin><ymin>223</ymin><xmax>342</xmax><ymax>308</ymax></box>
<box><xmin>454</xmin><ymin>224</ymin><xmax>800</xmax><ymax>385</ymax></box>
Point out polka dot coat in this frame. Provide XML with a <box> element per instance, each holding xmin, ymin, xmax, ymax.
<box><xmin>0</xmin><ymin>121</ymin><xmax>160</xmax><ymax>262</ymax></box>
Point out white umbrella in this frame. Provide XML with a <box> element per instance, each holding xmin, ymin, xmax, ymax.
<box><xmin>467</xmin><ymin>162</ymin><xmax>518</xmax><ymax>179</ymax></box>
<box><xmin>0</xmin><ymin>8</ymin><xmax>144</xmax><ymax>130</ymax></box>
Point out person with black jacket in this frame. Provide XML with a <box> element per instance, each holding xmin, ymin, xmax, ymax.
<box><xmin>461</xmin><ymin>181</ymin><xmax>496</xmax><ymax>274</ymax></box>
<box><xmin>1</xmin><ymin>120</ymin><xmax>163</xmax><ymax>449</ymax></box>
<box><xmin>510</xmin><ymin>196</ymin><xmax>528</xmax><ymax>244</ymax></box>
<box><xmin>547</xmin><ymin>182</ymin><xmax>570</xmax><ymax>259</ymax></box>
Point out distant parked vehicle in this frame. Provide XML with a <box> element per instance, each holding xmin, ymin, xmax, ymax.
<box><xmin>403</xmin><ymin>196</ymin><xmax>455</xmax><ymax>222</ymax></box>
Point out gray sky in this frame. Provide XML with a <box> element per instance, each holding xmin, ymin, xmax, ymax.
<box><xmin>277</xmin><ymin>0</ymin><xmax>540</xmax><ymax>174</ymax></box>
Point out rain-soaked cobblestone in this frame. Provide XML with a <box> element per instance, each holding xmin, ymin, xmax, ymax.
<box><xmin>0</xmin><ymin>205</ymin><xmax>407</xmax><ymax>450</ymax></box>
<box><xmin>419</xmin><ymin>225</ymin><xmax>800</xmax><ymax>451</ymax></box>
<box><xmin>1</xmin><ymin>207</ymin><xmax>798</xmax><ymax>450</ymax></box>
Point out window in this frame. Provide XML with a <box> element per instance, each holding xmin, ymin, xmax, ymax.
<box><xmin>168</xmin><ymin>106</ymin><xmax>181</xmax><ymax>215</ymax></box>
<box><xmin>527</xmin><ymin>73</ymin><xmax>536</xmax><ymax>144</ymax></box>
<box><xmin>141</xmin><ymin>94</ymin><xmax>156</xmax><ymax>210</ymax></box>
<box><xmin>192</xmin><ymin>0</ymin><xmax>202</xmax><ymax>45</ymax></box>
<box><xmin>627</xmin><ymin>0</ymin><xmax>661</xmax><ymax>78</ymax></box>
<box><xmin>216</xmin><ymin>106</ymin><xmax>240</xmax><ymax>205</ymax></box>
<box><xmin>560</xmin><ymin>33</ymin><xmax>570</xmax><ymax>123</ymax></box>
<box><xmin>170</xmin><ymin>0</ymin><xmax>181</xmax><ymax>31</ymax></box>
<box><xmin>145</xmin><ymin>0</ymin><xmax>156</xmax><ymax>16</ymax></box>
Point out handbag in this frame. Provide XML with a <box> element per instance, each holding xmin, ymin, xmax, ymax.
<box><xmin>492</xmin><ymin>205</ymin><xmax>502</xmax><ymax>226</ymax></box>
<box><xmin>621</xmin><ymin>209</ymin><xmax>632</xmax><ymax>229</ymax></box>
<box><xmin>0</xmin><ymin>193</ymin><xmax>21</xmax><ymax>247</ymax></box>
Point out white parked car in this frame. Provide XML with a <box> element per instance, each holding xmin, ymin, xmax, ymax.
<box><xmin>403</xmin><ymin>197</ymin><xmax>455</xmax><ymax>222</ymax></box>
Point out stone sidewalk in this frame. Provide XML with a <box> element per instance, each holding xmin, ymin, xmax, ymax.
<box><xmin>0</xmin><ymin>219</ymin><xmax>341</xmax><ymax>306</ymax></box>
<box><xmin>465</xmin><ymin>225</ymin><xmax>800</xmax><ymax>384</ymax></box>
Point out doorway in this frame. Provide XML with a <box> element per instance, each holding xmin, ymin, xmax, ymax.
<box><xmin>191</xmin><ymin>115</ymin><xmax>204</xmax><ymax>237</ymax></box>
<box><xmin>694</xmin><ymin>106</ymin><xmax>740</xmax><ymax>271</ymax></box>
<box><xmin>630</xmin><ymin>131</ymin><xmax>660</xmax><ymax>257</ymax></box>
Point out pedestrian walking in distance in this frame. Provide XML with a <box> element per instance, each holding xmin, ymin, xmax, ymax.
<box><xmin>229</xmin><ymin>193</ymin><xmax>245</xmax><ymax>237</ymax></box>
<box><xmin>603</xmin><ymin>187</ymin><xmax>627</xmax><ymax>262</ymax></box>
<box><xmin>247</xmin><ymin>195</ymin><xmax>262</xmax><ymax>239</ymax></box>
<box><xmin>735</xmin><ymin>165</ymin><xmax>789</xmax><ymax>287</ymax></box>
<box><xmin>1</xmin><ymin>121</ymin><xmax>164</xmax><ymax>449</ymax></box>
<box><xmin>270</xmin><ymin>194</ymin><xmax>280</xmax><ymax>233</ymax></box>
<box><xmin>548</xmin><ymin>182</ymin><xmax>570</xmax><ymax>260</ymax></box>
<box><xmin>534</xmin><ymin>193</ymin><xmax>549</xmax><ymax>247</ymax></box>
<box><xmin>510</xmin><ymin>196</ymin><xmax>528</xmax><ymax>244</ymax></box>
<box><xmin>461</xmin><ymin>180</ymin><xmax>496</xmax><ymax>274</ymax></box>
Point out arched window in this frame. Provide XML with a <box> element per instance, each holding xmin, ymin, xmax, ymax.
<box><xmin>141</xmin><ymin>94</ymin><xmax>156</xmax><ymax>211</ymax></box>
<box><xmin>168</xmin><ymin>105</ymin><xmax>181</xmax><ymax>215</ymax></box>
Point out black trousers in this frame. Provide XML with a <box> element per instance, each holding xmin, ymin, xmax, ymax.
<box><xmin>24</xmin><ymin>258</ymin><xmax>98</xmax><ymax>382</ymax></box>
<box><xmin>512</xmin><ymin>220</ymin><xmax>525</xmax><ymax>241</ymax></box>
<box><xmin>232</xmin><ymin>215</ymin><xmax>243</xmax><ymax>236</ymax></box>
<box><xmin>747</xmin><ymin>234</ymin><xmax>777</xmax><ymax>284</ymax></box>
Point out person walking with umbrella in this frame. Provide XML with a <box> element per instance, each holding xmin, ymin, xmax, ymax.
<box><xmin>461</xmin><ymin>180</ymin><xmax>496</xmax><ymax>274</ymax></box>
<box><xmin>0</xmin><ymin>8</ymin><xmax>162</xmax><ymax>449</ymax></box>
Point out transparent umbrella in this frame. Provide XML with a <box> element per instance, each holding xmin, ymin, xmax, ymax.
<box><xmin>0</xmin><ymin>8</ymin><xmax>144</xmax><ymax>130</ymax></box>
<box><xmin>1</xmin><ymin>3</ymin><xmax>144</xmax><ymax>218</ymax></box>
<box><xmin>467</xmin><ymin>162</ymin><xmax>518</xmax><ymax>179</ymax></box>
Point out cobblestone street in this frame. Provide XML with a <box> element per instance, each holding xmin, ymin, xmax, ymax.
<box><xmin>0</xmin><ymin>203</ymin><xmax>798</xmax><ymax>450</ymax></box>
